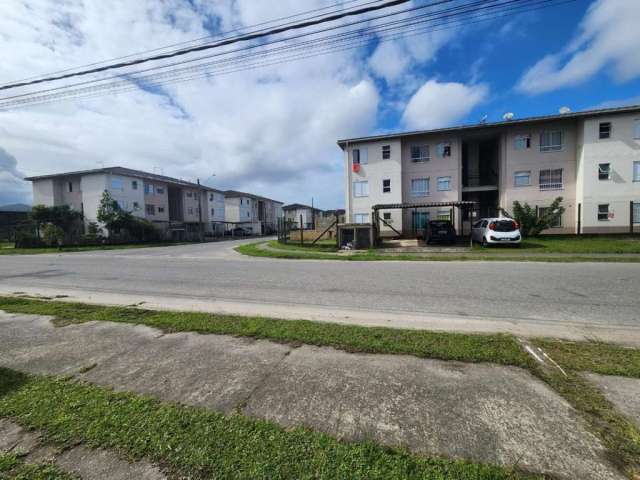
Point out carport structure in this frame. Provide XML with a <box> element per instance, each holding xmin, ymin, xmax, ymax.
<box><xmin>371</xmin><ymin>200</ymin><xmax>477</xmax><ymax>246</ymax></box>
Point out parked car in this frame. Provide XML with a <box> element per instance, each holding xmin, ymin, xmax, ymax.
<box><xmin>426</xmin><ymin>220</ymin><xmax>456</xmax><ymax>245</ymax></box>
<box><xmin>471</xmin><ymin>218</ymin><xmax>521</xmax><ymax>246</ymax></box>
<box><xmin>226</xmin><ymin>227</ymin><xmax>251</xmax><ymax>236</ymax></box>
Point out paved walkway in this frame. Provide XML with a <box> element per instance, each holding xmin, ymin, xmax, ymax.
<box><xmin>0</xmin><ymin>311</ymin><xmax>629</xmax><ymax>480</ymax></box>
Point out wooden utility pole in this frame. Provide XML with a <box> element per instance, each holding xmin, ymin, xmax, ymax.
<box><xmin>197</xmin><ymin>178</ymin><xmax>204</xmax><ymax>242</ymax></box>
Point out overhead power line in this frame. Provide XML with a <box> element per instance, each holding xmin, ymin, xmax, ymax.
<box><xmin>0</xmin><ymin>0</ymin><xmax>421</xmax><ymax>91</ymax></box>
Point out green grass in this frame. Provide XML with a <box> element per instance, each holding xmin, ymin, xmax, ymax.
<box><xmin>474</xmin><ymin>234</ymin><xmax>640</xmax><ymax>254</ymax></box>
<box><xmin>271</xmin><ymin>239</ymin><xmax>338</xmax><ymax>252</ymax></box>
<box><xmin>236</xmin><ymin>241</ymin><xmax>640</xmax><ymax>263</ymax></box>
<box><xmin>0</xmin><ymin>241</ymin><xmax>193</xmax><ymax>255</ymax></box>
<box><xmin>0</xmin><ymin>452</ymin><xmax>76</xmax><ymax>480</ymax></box>
<box><xmin>0</xmin><ymin>296</ymin><xmax>530</xmax><ymax>367</ymax></box>
<box><xmin>0</xmin><ymin>368</ymin><xmax>538</xmax><ymax>480</ymax></box>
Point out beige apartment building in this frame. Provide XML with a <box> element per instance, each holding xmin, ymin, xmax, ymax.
<box><xmin>339</xmin><ymin>105</ymin><xmax>640</xmax><ymax>236</ymax></box>
<box><xmin>223</xmin><ymin>190</ymin><xmax>283</xmax><ymax>235</ymax></box>
<box><xmin>26</xmin><ymin>167</ymin><xmax>226</xmax><ymax>240</ymax></box>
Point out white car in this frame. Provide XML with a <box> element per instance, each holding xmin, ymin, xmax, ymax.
<box><xmin>471</xmin><ymin>218</ymin><xmax>521</xmax><ymax>246</ymax></box>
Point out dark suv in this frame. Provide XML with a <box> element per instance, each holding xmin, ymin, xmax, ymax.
<box><xmin>426</xmin><ymin>220</ymin><xmax>456</xmax><ymax>245</ymax></box>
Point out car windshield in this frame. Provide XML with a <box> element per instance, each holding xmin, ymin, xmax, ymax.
<box><xmin>492</xmin><ymin>220</ymin><xmax>517</xmax><ymax>232</ymax></box>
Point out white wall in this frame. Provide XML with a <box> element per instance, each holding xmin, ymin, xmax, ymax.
<box><xmin>32</xmin><ymin>179</ymin><xmax>56</xmax><ymax>206</ymax></box>
<box><xmin>80</xmin><ymin>174</ymin><xmax>108</xmax><ymax>227</ymax></box>
<box><xmin>105</xmin><ymin>173</ymin><xmax>145</xmax><ymax>219</ymax></box>
<box><xmin>579</xmin><ymin>114</ymin><xmax>640</xmax><ymax>232</ymax></box>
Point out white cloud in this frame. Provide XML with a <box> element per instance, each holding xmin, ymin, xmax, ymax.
<box><xmin>0</xmin><ymin>0</ymin><xmax>380</xmax><ymax>208</ymax></box>
<box><xmin>0</xmin><ymin>147</ymin><xmax>29</xmax><ymax>205</ymax></box>
<box><xmin>402</xmin><ymin>80</ymin><xmax>488</xmax><ymax>130</ymax></box>
<box><xmin>517</xmin><ymin>0</ymin><xmax>640</xmax><ymax>94</ymax></box>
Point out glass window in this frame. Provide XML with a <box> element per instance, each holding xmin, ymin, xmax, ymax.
<box><xmin>514</xmin><ymin>171</ymin><xmax>531</xmax><ymax>187</ymax></box>
<box><xmin>211</xmin><ymin>208</ymin><xmax>215</xmax><ymax>216</ymax></box>
<box><xmin>382</xmin><ymin>145</ymin><xmax>391</xmax><ymax>160</ymax></box>
<box><xmin>354</xmin><ymin>213</ymin><xmax>369</xmax><ymax>224</ymax></box>
<box><xmin>599</xmin><ymin>122</ymin><xmax>611</xmax><ymax>139</ymax></box>
<box><xmin>634</xmin><ymin>203</ymin><xmax>640</xmax><ymax>224</ymax></box>
<box><xmin>437</xmin><ymin>209</ymin><xmax>451</xmax><ymax>220</ymax></box>
<box><xmin>538</xmin><ymin>207</ymin><xmax>562</xmax><ymax>227</ymax></box>
<box><xmin>382</xmin><ymin>179</ymin><xmax>391</xmax><ymax>193</ymax></box>
<box><xmin>514</xmin><ymin>135</ymin><xmax>531</xmax><ymax>150</ymax></box>
<box><xmin>436</xmin><ymin>143</ymin><xmax>451</xmax><ymax>157</ymax></box>
<box><xmin>156</xmin><ymin>187</ymin><xmax>164</xmax><ymax>194</ymax></box>
<box><xmin>634</xmin><ymin>119</ymin><xmax>640</xmax><ymax>139</ymax></box>
<box><xmin>186</xmin><ymin>191</ymin><xmax>193</xmax><ymax>198</ymax></box>
<box><xmin>598</xmin><ymin>163</ymin><xmax>610</xmax><ymax>180</ymax></box>
<box><xmin>634</xmin><ymin>161</ymin><xmax>640</xmax><ymax>182</ymax></box>
<box><xmin>67</xmin><ymin>181</ymin><xmax>73</xmax><ymax>193</ymax></box>
<box><xmin>210</xmin><ymin>193</ymin><xmax>214</xmax><ymax>201</ymax></box>
<box><xmin>132</xmin><ymin>202</ymin><xmax>140</xmax><ymax>210</ymax></box>
<box><xmin>131</xmin><ymin>180</ymin><xmax>138</xmax><ymax>190</ymax></box>
<box><xmin>353</xmin><ymin>181</ymin><xmax>369</xmax><ymax>197</ymax></box>
<box><xmin>437</xmin><ymin>176</ymin><xmax>451</xmax><ymax>191</ymax></box>
<box><xmin>539</xmin><ymin>169</ymin><xmax>563</xmax><ymax>191</ymax></box>
<box><xmin>144</xmin><ymin>183</ymin><xmax>154</xmax><ymax>195</ymax></box>
<box><xmin>188</xmin><ymin>207</ymin><xmax>194</xmax><ymax>215</ymax></box>
<box><xmin>352</xmin><ymin>148</ymin><xmax>368</xmax><ymax>165</ymax></box>
<box><xmin>145</xmin><ymin>204</ymin><xmax>155</xmax><ymax>215</ymax></box>
<box><xmin>598</xmin><ymin>204</ymin><xmax>609</xmax><ymax>221</ymax></box>
<box><xmin>540</xmin><ymin>131</ymin><xmax>563</xmax><ymax>152</ymax></box>
<box><xmin>158</xmin><ymin>207</ymin><xmax>165</xmax><ymax>213</ymax></box>
<box><xmin>411</xmin><ymin>145</ymin><xmax>430</xmax><ymax>162</ymax></box>
<box><xmin>111</xmin><ymin>178</ymin><xmax>124</xmax><ymax>190</ymax></box>
<box><xmin>411</xmin><ymin>178</ymin><xmax>429</xmax><ymax>197</ymax></box>
<box><xmin>383</xmin><ymin>212</ymin><xmax>392</xmax><ymax>220</ymax></box>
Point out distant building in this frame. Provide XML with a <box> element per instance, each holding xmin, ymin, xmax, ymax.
<box><xmin>25</xmin><ymin>167</ymin><xmax>225</xmax><ymax>240</ymax></box>
<box><xmin>282</xmin><ymin>203</ymin><xmax>323</xmax><ymax>229</ymax></box>
<box><xmin>223</xmin><ymin>191</ymin><xmax>283</xmax><ymax>235</ymax></box>
<box><xmin>0</xmin><ymin>204</ymin><xmax>30</xmax><ymax>241</ymax></box>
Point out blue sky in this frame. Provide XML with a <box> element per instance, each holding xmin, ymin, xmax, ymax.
<box><xmin>1</xmin><ymin>0</ymin><xmax>639</xmax><ymax>209</ymax></box>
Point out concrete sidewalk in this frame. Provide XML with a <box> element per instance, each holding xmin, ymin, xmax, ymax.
<box><xmin>0</xmin><ymin>311</ymin><xmax>630</xmax><ymax>480</ymax></box>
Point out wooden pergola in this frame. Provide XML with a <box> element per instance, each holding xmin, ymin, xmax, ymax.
<box><xmin>371</xmin><ymin>200</ymin><xmax>478</xmax><ymax>246</ymax></box>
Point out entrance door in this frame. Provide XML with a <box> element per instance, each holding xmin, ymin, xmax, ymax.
<box><xmin>412</xmin><ymin>211</ymin><xmax>429</xmax><ymax>238</ymax></box>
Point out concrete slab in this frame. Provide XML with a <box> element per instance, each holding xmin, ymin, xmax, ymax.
<box><xmin>587</xmin><ymin>373</ymin><xmax>640</xmax><ymax>426</ymax></box>
<box><xmin>244</xmin><ymin>345</ymin><xmax>623</xmax><ymax>480</ymax></box>
<box><xmin>0</xmin><ymin>312</ymin><xmax>625</xmax><ymax>479</ymax></box>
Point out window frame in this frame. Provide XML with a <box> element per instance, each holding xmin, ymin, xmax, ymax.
<box><xmin>539</xmin><ymin>130</ymin><xmax>563</xmax><ymax>152</ymax></box>
<box><xmin>437</xmin><ymin>176</ymin><xmax>451</xmax><ymax>191</ymax></box>
<box><xmin>633</xmin><ymin>161</ymin><xmax>640</xmax><ymax>182</ymax></box>
<box><xmin>382</xmin><ymin>212</ymin><xmax>392</xmax><ymax>221</ymax></box>
<box><xmin>144</xmin><ymin>183</ymin><xmax>154</xmax><ymax>195</ymax></box>
<box><xmin>633</xmin><ymin>202</ymin><xmax>640</xmax><ymax>224</ymax></box>
<box><xmin>410</xmin><ymin>145</ymin><xmax>430</xmax><ymax>163</ymax></box>
<box><xmin>538</xmin><ymin>207</ymin><xmax>562</xmax><ymax>228</ymax></box>
<box><xmin>111</xmin><ymin>178</ymin><xmax>124</xmax><ymax>191</ymax></box>
<box><xmin>353</xmin><ymin>180</ymin><xmax>369</xmax><ymax>198</ymax></box>
<box><xmin>352</xmin><ymin>148</ymin><xmax>368</xmax><ymax>165</ymax></box>
<box><xmin>382</xmin><ymin>178</ymin><xmax>391</xmax><ymax>193</ymax></box>
<box><xmin>436</xmin><ymin>143</ymin><xmax>451</xmax><ymax>157</ymax></box>
<box><xmin>354</xmin><ymin>213</ymin><xmax>369</xmax><ymax>224</ymax></box>
<box><xmin>145</xmin><ymin>204</ymin><xmax>155</xmax><ymax>216</ymax></box>
<box><xmin>514</xmin><ymin>134</ymin><xmax>531</xmax><ymax>150</ymax></box>
<box><xmin>67</xmin><ymin>181</ymin><xmax>73</xmax><ymax>193</ymax></box>
<box><xmin>598</xmin><ymin>122</ymin><xmax>611</xmax><ymax>140</ymax></box>
<box><xmin>410</xmin><ymin>177</ymin><xmax>429</xmax><ymax>197</ymax></box>
<box><xmin>597</xmin><ymin>204</ymin><xmax>609</xmax><ymax>221</ymax></box>
<box><xmin>382</xmin><ymin>145</ymin><xmax>391</xmax><ymax>160</ymax></box>
<box><xmin>514</xmin><ymin>171</ymin><xmax>531</xmax><ymax>187</ymax></box>
<box><xmin>598</xmin><ymin>163</ymin><xmax>611</xmax><ymax>181</ymax></box>
<box><xmin>539</xmin><ymin>168</ymin><xmax>563</xmax><ymax>191</ymax></box>
<box><xmin>634</xmin><ymin>119</ymin><xmax>640</xmax><ymax>140</ymax></box>
<box><xmin>131</xmin><ymin>180</ymin><xmax>138</xmax><ymax>190</ymax></box>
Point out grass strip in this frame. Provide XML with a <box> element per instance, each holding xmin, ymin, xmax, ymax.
<box><xmin>0</xmin><ymin>368</ymin><xmax>539</xmax><ymax>480</ymax></box>
<box><xmin>0</xmin><ymin>452</ymin><xmax>76</xmax><ymax>480</ymax></box>
<box><xmin>0</xmin><ymin>296</ymin><xmax>530</xmax><ymax>368</ymax></box>
<box><xmin>236</xmin><ymin>242</ymin><xmax>640</xmax><ymax>263</ymax></box>
<box><xmin>0</xmin><ymin>242</ymin><xmax>193</xmax><ymax>256</ymax></box>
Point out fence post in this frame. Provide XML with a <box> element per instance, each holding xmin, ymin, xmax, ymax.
<box><xmin>300</xmin><ymin>214</ymin><xmax>304</xmax><ymax>246</ymax></box>
<box><xmin>631</xmin><ymin>201</ymin><xmax>634</xmax><ymax>235</ymax></box>
<box><xmin>577</xmin><ymin>203</ymin><xmax>582</xmax><ymax>236</ymax></box>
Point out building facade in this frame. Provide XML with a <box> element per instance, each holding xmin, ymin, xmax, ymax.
<box><xmin>339</xmin><ymin>105</ymin><xmax>640</xmax><ymax>235</ymax></box>
<box><xmin>27</xmin><ymin>167</ymin><xmax>225</xmax><ymax>240</ymax></box>
<box><xmin>282</xmin><ymin>203</ymin><xmax>323</xmax><ymax>229</ymax></box>
<box><xmin>224</xmin><ymin>191</ymin><xmax>283</xmax><ymax>234</ymax></box>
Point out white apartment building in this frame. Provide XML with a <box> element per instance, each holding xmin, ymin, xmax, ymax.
<box><xmin>283</xmin><ymin>203</ymin><xmax>323</xmax><ymax>229</ymax></box>
<box><xmin>27</xmin><ymin>167</ymin><xmax>225</xmax><ymax>240</ymax></box>
<box><xmin>339</xmin><ymin>105</ymin><xmax>640</xmax><ymax>235</ymax></box>
<box><xmin>224</xmin><ymin>190</ymin><xmax>283</xmax><ymax>234</ymax></box>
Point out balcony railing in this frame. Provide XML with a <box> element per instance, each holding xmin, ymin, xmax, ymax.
<box><xmin>539</xmin><ymin>182</ymin><xmax>563</xmax><ymax>191</ymax></box>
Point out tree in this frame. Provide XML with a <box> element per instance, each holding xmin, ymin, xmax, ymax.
<box><xmin>96</xmin><ymin>190</ymin><xmax>158</xmax><ymax>242</ymax></box>
<box><xmin>96</xmin><ymin>190</ymin><xmax>119</xmax><ymax>236</ymax></box>
<box><xmin>512</xmin><ymin>197</ymin><xmax>565</xmax><ymax>237</ymax></box>
<box><xmin>41</xmin><ymin>224</ymin><xmax>64</xmax><ymax>248</ymax></box>
<box><xmin>30</xmin><ymin>204</ymin><xmax>83</xmax><ymax>244</ymax></box>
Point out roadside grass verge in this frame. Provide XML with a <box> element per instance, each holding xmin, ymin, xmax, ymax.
<box><xmin>0</xmin><ymin>242</ymin><xmax>193</xmax><ymax>256</ymax></box>
<box><xmin>236</xmin><ymin>241</ymin><xmax>640</xmax><ymax>263</ymax></box>
<box><xmin>0</xmin><ymin>296</ymin><xmax>530</xmax><ymax>367</ymax></box>
<box><xmin>0</xmin><ymin>452</ymin><xmax>75</xmax><ymax>479</ymax></box>
<box><xmin>0</xmin><ymin>368</ymin><xmax>539</xmax><ymax>480</ymax></box>
<box><xmin>477</xmin><ymin>234</ymin><xmax>640</xmax><ymax>254</ymax></box>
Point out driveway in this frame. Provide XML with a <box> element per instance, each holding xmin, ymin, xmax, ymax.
<box><xmin>1</xmin><ymin>239</ymin><xmax>639</xmax><ymax>344</ymax></box>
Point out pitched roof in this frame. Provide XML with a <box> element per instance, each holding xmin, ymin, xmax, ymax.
<box><xmin>282</xmin><ymin>203</ymin><xmax>322</xmax><ymax>212</ymax></box>
<box><xmin>24</xmin><ymin>166</ymin><xmax>223</xmax><ymax>193</ymax></box>
<box><xmin>337</xmin><ymin>104</ymin><xmax>640</xmax><ymax>147</ymax></box>
<box><xmin>224</xmin><ymin>190</ymin><xmax>283</xmax><ymax>204</ymax></box>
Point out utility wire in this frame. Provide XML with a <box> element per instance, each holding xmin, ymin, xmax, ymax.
<box><xmin>0</xmin><ymin>0</ymin><xmax>424</xmax><ymax>91</ymax></box>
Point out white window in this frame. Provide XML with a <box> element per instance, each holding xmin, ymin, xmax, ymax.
<box><xmin>145</xmin><ymin>204</ymin><xmax>155</xmax><ymax>215</ymax></box>
<box><xmin>144</xmin><ymin>183</ymin><xmax>154</xmax><ymax>195</ymax></box>
<box><xmin>156</xmin><ymin>187</ymin><xmax>164</xmax><ymax>194</ymax></box>
<box><xmin>411</xmin><ymin>178</ymin><xmax>429</xmax><ymax>197</ymax></box>
<box><xmin>382</xmin><ymin>145</ymin><xmax>391</xmax><ymax>160</ymax></box>
<box><xmin>634</xmin><ymin>119</ymin><xmax>640</xmax><ymax>139</ymax></box>
<box><xmin>634</xmin><ymin>161</ymin><xmax>640</xmax><ymax>182</ymax></box>
<box><xmin>538</xmin><ymin>207</ymin><xmax>562</xmax><ymax>228</ymax></box>
<box><xmin>382</xmin><ymin>179</ymin><xmax>391</xmax><ymax>193</ymax></box>
<box><xmin>411</xmin><ymin>145</ymin><xmax>430</xmax><ymax>162</ymax></box>
<box><xmin>116</xmin><ymin>200</ymin><xmax>127</xmax><ymax>210</ymax></box>
<box><xmin>540</xmin><ymin>131</ymin><xmax>563</xmax><ymax>152</ymax></box>
<box><xmin>354</xmin><ymin>213</ymin><xmax>369</xmax><ymax>224</ymax></box>
<box><xmin>599</xmin><ymin>122</ymin><xmax>611</xmax><ymax>139</ymax></box>
<box><xmin>353</xmin><ymin>148</ymin><xmax>368</xmax><ymax>165</ymax></box>
<box><xmin>514</xmin><ymin>135</ymin><xmax>531</xmax><ymax>150</ymax></box>
<box><xmin>539</xmin><ymin>168</ymin><xmax>563</xmax><ymax>191</ymax></box>
<box><xmin>437</xmin><ymin>176</ymin><xmax>451</xmax><ymax>191</ymax></box>
<box><xmin>633</xmin><ymin>203</ymin><xmax>640</xmax><ymax>224</ymax></box>
<box><xmin>111</xmin><ymin>178</ymin><xmax>124</xmax><ymax>190</ymax></box>
<box><xmin>353</xmin><ymin>181</ymin><xmax>369</xmax><ymax>197</ymax></box>
<box><xmin>598</xmin><ymin>204</ymin><xmax>609</xmax><ymax>221</ymax></box>
<box><xmin>598</xmin><ymin>163</ymin><xmax>611</xmax><ymax>181</ymax></box>
<box><xmin>514</xmin><ymin>171</ymin><xmax>531</xmax><ymax>187</ymax></box>
<box><xmin>436</xmin><ymin>143</ymin><xmax>451</xmax><ymax>157</ymax></box>
<box><xmin>131</xmin><ymin>180</ymin><xmax>138</xmax><ymax>190</ymax></box>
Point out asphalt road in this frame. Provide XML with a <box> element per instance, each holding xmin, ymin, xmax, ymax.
<box><xmin>1</xmin><ymin>239</ymin><xmax>639</xmax><ymax>343</ymax></box>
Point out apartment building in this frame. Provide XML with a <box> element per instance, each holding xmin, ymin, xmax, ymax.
<box><xmin>26</xmin><ymin>167</ymin><xmax>225</xmax><ymax>240</ymax></box>
<box><xmin>339</xmin><ymin>105</ymin><xmax>640</xmax><ymax>235</ymax></box>
<box><xmin>224</xmin><ymin>190</ymin><xmax>283</xmax><ymax>234</ymax></box>
<box><xmin>283</xmin><ymin>203</ymin><xmax>323</xmax><ymax>229</ymax></box>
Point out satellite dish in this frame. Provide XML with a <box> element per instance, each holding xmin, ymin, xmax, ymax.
<box><xmin>503</xmin><ymin>112</ymin><xmax>514</xmax><ymax>121</ymax></box>
<box><xmin>559</xmin><ymin>106</ymin><xmax>571</xmax><ymax>114</ymax></box>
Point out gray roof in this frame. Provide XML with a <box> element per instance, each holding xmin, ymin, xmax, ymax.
<box><xmin>224</xmin><ymin>190</ymin><xmax>283</xmax><ymax>204</ymax></box>
<box><xmin>24</xmin><ymin>166</ymin><xmax>223</xmax><ymax>193</ymax></box>
<box><xmin>282</xmin><ymin>203</ymin><xmax>322</xmax><ymax>212</ymax></box>
<box><xmin>337</xmin><ymin>104</ymin><xmax>640</xmax><ymax>147</ymax></box>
